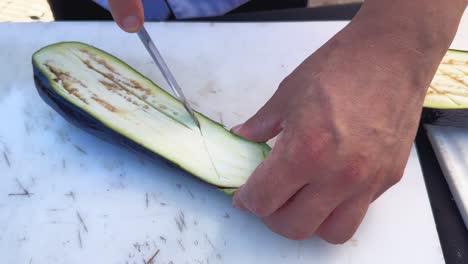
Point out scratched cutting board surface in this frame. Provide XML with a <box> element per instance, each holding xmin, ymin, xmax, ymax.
<box><xmin>0</xmin><ymin>22</ymin><xmax>443</xmax><ymax>264</ymax></box>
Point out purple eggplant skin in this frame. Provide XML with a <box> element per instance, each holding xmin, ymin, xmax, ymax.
<box><xmin>421</xmin><ymin>107</ymin><xmax>468</xmax><ymax>129</ymax></box>
<box><xmin>32</xmin><ymin>63</ymin><xmax>235</xmax><ymax>194</ymax></box>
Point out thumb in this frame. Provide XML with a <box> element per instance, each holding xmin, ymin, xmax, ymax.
<box><xmin>107</xmin><ymin>0</ymin><xmax>144</xmax><ymax>32</ymax></box>
<box><xmin>232</xmin><ymin>94</ymin><xmax>284</xmax><ymax>143</ymax></box>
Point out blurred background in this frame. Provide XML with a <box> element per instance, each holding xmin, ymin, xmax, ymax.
<box><xmin>0</xmin><ymin>0</ymin><xmax>363</xmax><ymax>22</ymax></box>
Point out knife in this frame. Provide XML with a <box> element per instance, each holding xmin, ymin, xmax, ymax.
<box><xmin>137</xmin><ymin>26</ymin><xmax>201</xmax><ymax>129</ymax></box>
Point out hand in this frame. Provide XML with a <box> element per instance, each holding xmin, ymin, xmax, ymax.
<box><xmin>231</xmin><ymin>16</ymin><xmax>442</xmax><ymax>243</ymax></box>
<box><xmin>106</xmin><ymin>0</ymin><xmax>144</xmax><ymax>32</ymax></box>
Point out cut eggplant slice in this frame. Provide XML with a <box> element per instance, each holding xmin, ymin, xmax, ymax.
<box><xmin>422</xmin><ymin>49</ymin><xmax>468</xmax><ymax>128</ymax></box>
<box><xmin>32</xmin><ymin>42</ymin><xmax>270</xmax><ymax>191</ymax></box>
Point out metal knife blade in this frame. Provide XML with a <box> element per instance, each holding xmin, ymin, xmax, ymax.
<box><xmin>137</xmin><ymin>26</ymin><xmax>201</xmax><ymax>129</ymax></box>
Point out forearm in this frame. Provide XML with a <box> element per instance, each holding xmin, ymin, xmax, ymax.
<box><xmin>355</xmin><ymin>0</ymin><xmax>466</xmax><ymax>57</ymax></box>
<box><xmin>333</xmin><ymin>0</ymin><xmax>467</xmax><ymax>95</ymax></box>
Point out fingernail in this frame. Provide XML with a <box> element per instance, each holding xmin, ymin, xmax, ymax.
<box><xmin>122</xmin><ymin>16</ymin><xmax>141</xmax><ymax>32</ymax></box>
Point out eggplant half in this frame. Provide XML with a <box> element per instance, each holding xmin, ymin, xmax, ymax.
<box><xmin>32</xmin><ymin>42</ymin><xmax>271</xmax><ymax>194</ymax></box>
<box><xmin>421</xmin><ymin>49</ymin><xmax>468</xmax><ymax>128</ymax></box>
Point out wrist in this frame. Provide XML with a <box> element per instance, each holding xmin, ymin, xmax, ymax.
<box><xmin>356</xmin><ymin>0</ymin><xmax>466</xmax><ymax>54</ymax></box>
<box><xmin>350</xmin><ymin>1</ymin><xmax>463</xmax><ymax>58</ymax></box>
<box><xmin>337</xmin><ymin>1</ymin><xmax>466</xmax><ymax>96</ymax></box>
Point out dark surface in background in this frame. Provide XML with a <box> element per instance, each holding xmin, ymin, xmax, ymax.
<box><xmin>421</xmin><ymin>107</ymin><xmax>468</xmax><ymax>129</ymax></box>
<box><xmin>47</xmin><ymin>0</ymin><xmax>113</xmax><ymax>20</ymax></box>
<box><xmin>47</xmin><ymin>0</ymin><xmax>359</xmax><ymax>22</ymax></box>
<box><xmin>47</xmin><ymin>0</ymin><xmax>308</xmax><ymax>21</ymax></box>
<box><xmin>191</xmin><ymin>3</ymin><xmax>362</xmax><ymax>21</ymax></box>
<box><xmin>46</xmin><ymin>1</ymin><xmax>467</xmax><ymax>262</ymax></box>
<box><xmin>231</xmin><ymin>0</ymin><xmax>308</xmax><ymax>13</ymax></box>
<box><xmin>415</xmin><ymin>125</ymin><xmax>468</xmax><ymax>264</ymax></box>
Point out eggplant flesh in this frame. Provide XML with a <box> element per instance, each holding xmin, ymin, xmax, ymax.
<box><xmin>32</xmin><ymin>42</ymin><xmax>270</xmax><ymax>190</ymax></box>
<box><xmin>422</xmin><ymin>49</ymin><xmax>468</xmax><ymax>128</ymax></box>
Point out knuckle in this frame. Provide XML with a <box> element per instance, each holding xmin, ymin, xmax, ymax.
<box><xmin>251</xmin><ymin>205</ymin><xmax>273</xmax><ymax>218</ymax></box>
<box><xmin>309</xmin><ymin>133</ymin><xmax>331</xmax><ymax>159</ymax></box>
<box><xmin>264</xmin><ymin>218</ymin><xmax>314</xmax><ymax>241</ymax></box>
<box><xmin>297</xmin><ymin>129</ymin><xmax>332</xmax><ymax>163</ymax></box>
<box><xmin>342</xmin><ymin>157</ymin><xmax>368</xmax><ymax>186</ymax></box>
<box><xmin>245</xmin><ymin>196</ymin><xmax>274</xmax><ymax>217</ymax></box>
<box><xmin>388</xmin><ymin>171</ymin><xmax>404</xmax><ymax>186</ymax></box>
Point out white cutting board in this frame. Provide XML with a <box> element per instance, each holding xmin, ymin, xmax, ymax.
<box><xmin>0</xmin><ymin>21</ymin><xmax>444</xmax><ymax>264</ymax></box>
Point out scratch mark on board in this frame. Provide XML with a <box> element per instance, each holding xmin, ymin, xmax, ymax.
<box><xmin>24</xmin><ymin>121</ymin><xmax>32</xmax><ymax>135</ymax></box>
<box><xmin>175</xmin><ymin>219</ymin><xmax>183</xmax><ymax>232</ymax></box>
<box><xmin>8</xmin><ymin>178</ymin><xmax>32</xmax><ymax>197</ymax></box>
<box><xmin>133</xmin><ymin>242</ymin><xmax>141</xmax><ymax>252</ymax></box>
<box><xmin>65</xmin><ymin>191</ymin><xmax>76</xmax><ymax>201</ymax></box>
<box><xmin>145</xmin><ymin>249</ymin><xmax>160</xmax><ymax>264</ymax></box>
<box><xmin>180</xmin><ymin>211</ymin><xmax>186</xmax><ymax>228</ymax></box>
<box><xmin>205</xmin><ymin>234</ymin><xmax>215</xmax><ymax>250</ymax></box>
<box><xmin>77</xmin><ymin>211</ymin><xmax>88</xmax><ymax>232</ymax></box>
<box><xmin>47</xmin><ymin>208</ymin><xmax>65</xmax><ymax>212</ymax></box>
<box><xmin>3</xmin><ymin>151</ymin><xmax>10</xmax><ymax>167</ymax></box>
<box><xmin>185</xmin><ymin>187</ymin><xmax>195</xmax><ymax>199</ymax></box>
<box><xmin>7</xmin><ymin>194</ymin><xmax>30</xmax><ymax>198</ymax></box>
<box><xmin>47</xmin><ymin>110</ymin><xmax>55</xmax><ymax>121</ymax></box>
<box><xmin>56</xmin><ymin>129</ymin><xmax>70</xmax><ymax>143</ymax></box>
<box><xmin>178</xmin><ymin>239</ymin><xmax>185</xmax><ymax>251</ymax></box>
<box><xmin>73</xmin><ymin>144</ymin><xmax>88</xmax><ymax>155</ymax></box>
<box><xmin>174</xmin><ymin>210</ymin><xmax>187</xmax><ymax>232</ymax></box>
<box><xmin>78</xmin><ymin>230</ymin><xmax>83</xmax><ymax>249</ymax></box>
<box><xmin>146</xmin><ymin>192</ymin><xmax>149</xmax><ymax>208</ymax></box>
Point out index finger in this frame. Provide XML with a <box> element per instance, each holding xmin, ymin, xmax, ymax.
<box><xmin>107</xmin><ymin>0</ymin><xmax>144</xmax><ymax>32</ymax></box>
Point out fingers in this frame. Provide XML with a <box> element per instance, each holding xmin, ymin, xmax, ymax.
<box><xmin>261</xmin><ymin>184</ymin><xmax>374</xmax><ymax>243</ymax></box>
<box><xmin>107</xmin><ymin>0</ymin><xmax>144</xmax><ymax>32</ymax></box>
<box><xmin>231</xmin><ymin>86</ymin><xmax>287</xmax><ymax>143</ymax></box>
<box><xmin>261</xmin><ymin>184</ymin><xmax>341</xmax><ymax>240</ymax></box>
<box><xmin>316</xmin><ymin>189</ymin><xmax>374</xmax><ymax>244</ymax></box>
<box><xmin>232</xmin><ymin>133</ymin><xmax>307</xmax><ymax>217</ymax></box>
<box><xmin>232</xmin><ymin>113</ymin><xmax>336</xmax><ymax>218</ymax></box>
